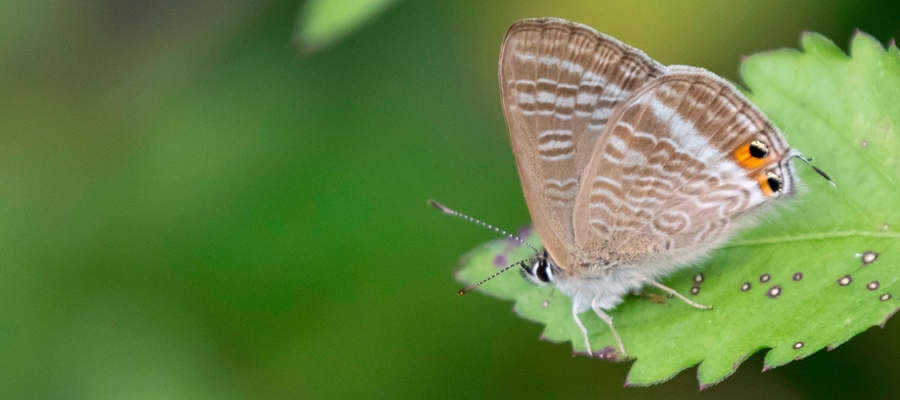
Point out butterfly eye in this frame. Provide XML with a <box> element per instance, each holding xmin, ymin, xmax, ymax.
<box><xmin>749</xmin><ymin>141</ymin><xmax>769</xmax><ymax>158</ymax></box>
<box><xmin>767</xmin><ymin>172</ymin><xmax>783</xmax><ymax>193</ymax></box>
<box><xmin>535</xmin><ymin>259</ymin><xmax>551</xmax><ymax>283</ymax></box>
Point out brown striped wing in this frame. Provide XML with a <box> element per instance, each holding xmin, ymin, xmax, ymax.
<box><xmin>572</xmin><ymin>66</ymin><xmax>796</xmax><ymax>275</ymax></box>
<box><xmin>499</xmin><ymin>18</ymin><xmax>664</xmax><ymax>269</ymax></box>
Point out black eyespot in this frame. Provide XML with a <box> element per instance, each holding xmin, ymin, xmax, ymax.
<box><xmin>767</xmin><ymin>172</ymin><xmax>783</xmax><ymax>193</ymax></box>
<box><xmin>535</xmin><ymin>260</ymin><xmax>551</xmax><ymax>283</ymax></box>
<box><xmin>749</xmin><ymin>140</ymin><xmax>769</xmax><ymax>158</ymax></box>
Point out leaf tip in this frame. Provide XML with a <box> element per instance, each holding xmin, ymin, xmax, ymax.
<box><xmin>888</xmin><ymin>38</ymin><xmax>900</xmax><ymax>60</ymax></box>
<box><xmin>849</xmin><ymin>28</ymin><xmax>876</xmax><ymax>43</ymax></box>
<box><xmin>800</xmin><ymin>31</ymin><xmax>845</xmax><ymax>58</ymax></box>
<box><xmin>850</xmin><ymin>29</ymin><xmax>890</xmax><ymax>60</ymax></box>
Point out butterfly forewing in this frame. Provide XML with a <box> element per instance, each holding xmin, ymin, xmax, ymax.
<box><xmin>499</xmin><ymin>18</ymin><xmax>665</xmax><ymax>269</ymax></box>
<box><xmin>572</xmin><ymin>66</ymin><xmax>796</xmax><ymax>271</ymax></box>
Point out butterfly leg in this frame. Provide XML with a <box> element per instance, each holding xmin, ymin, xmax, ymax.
<box><xmin>591</xmin><ymin>298</ymin><xmax>627</xmax><ymax>357</ymax></box>
<box><xmin>642</xmin><ymin>277</ymin><xmax>712</xmax><ymax>309</ymax></box>
<box><xmin>571</xmin><ymin>296</ymin><xmax>593</xmax><ymax>356</ymax></box>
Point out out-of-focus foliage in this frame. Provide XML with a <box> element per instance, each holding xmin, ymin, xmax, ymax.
<box><xmin>295</xmin><ymin>0</ymin><xmax>398</xmax><ymax>53</ymax></box>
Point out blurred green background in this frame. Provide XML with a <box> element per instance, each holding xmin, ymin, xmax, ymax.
<box><xmin>2</xmin><ymin>0</ymin><xmax>899</xmax><ymax>398</ymax></box>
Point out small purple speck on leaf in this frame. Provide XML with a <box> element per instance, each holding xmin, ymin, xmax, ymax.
<box><xmin>518</xmin><ymin>225</ymin><xmax>533</xmax><ymax>239</ymax></box>
<box><xmin>595</xmin><ymin>346</ymin><xmax>618</xmax><ymax>361</ymax></box>
<box><xmin>493</xmin><ymin>254</ymin><xmax>507</xmax><ymax>268</ymax></box>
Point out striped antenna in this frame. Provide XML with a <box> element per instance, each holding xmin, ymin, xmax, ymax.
<box><xmin>457</xmin><ymin>258</ymin><xmax>540</xmax><ymax>296</ymax></box>
<box><xmin>792</xmin><ymin>154</ymin><xmax>835</xmax><ymax>188</ymax></box>
<box><xmin>428</xmin><ymin>200</ymin><xmax>539</xmax><ymax>252</ymax></box>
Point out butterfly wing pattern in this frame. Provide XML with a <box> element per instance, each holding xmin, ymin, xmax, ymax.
<box><xmin>499</xmin><ymin>18</ymin><xmax>797</xmax><ymax>357</ymax></box>
<box><xmin>499</xmin><ymin>19</ymin><xmax>665</xmax><ymax>271</ymax></box>
<box><xmin>572</xmin><ymin>67</ymin><xmax>796</xmax><ymax>289</ymax></box>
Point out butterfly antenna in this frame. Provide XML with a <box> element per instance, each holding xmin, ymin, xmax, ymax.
<box><xmin>792</xmin><ymin>154</ymin><xmax>835</xmax><ymax>188</ymax></box>
<box><xmin>428</xmin><ymin>199</ymin><xmax>539</xmax><ymax>252</ymax></box>
<box><xmin>458</xmin><ymin>258</ymin><xmax>540</xmax><ymax>296</ymax></box>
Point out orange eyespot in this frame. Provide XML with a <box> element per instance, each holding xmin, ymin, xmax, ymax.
<box><xmin>757</xmin><ymin>172</ymin><xmax>783</xmax><ymax>196</ymax></box>
<box><xmin>734</xmin><ymin>141</ymin><xmax>769</xmax><ymax>169</ymax></box>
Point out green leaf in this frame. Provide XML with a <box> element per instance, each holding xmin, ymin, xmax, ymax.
<box><xmin>456</xmin><ymin>31</ymin><xmax>900</xmax><ymax>388</ymax></box>
<box><xmin>294</xmin><ymin>0</ymin><xmax>398</xmax><ymax>54</ymax></box>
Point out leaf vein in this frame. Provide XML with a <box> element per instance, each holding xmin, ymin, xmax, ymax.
<box><xmin>726</xmin><ymin>230</ymin><xmax>900</xmax><ymax>247</ymax></box>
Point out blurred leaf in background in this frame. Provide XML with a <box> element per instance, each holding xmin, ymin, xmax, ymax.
<box><xmin>294</xmin><ymin>0</ymin><xmax>398</xmax><ymax>53</ymax></box>
<box><xmin>0</xmin><ymin>0</ymin><xmax>898</xmax><ymax>399</ymax></box>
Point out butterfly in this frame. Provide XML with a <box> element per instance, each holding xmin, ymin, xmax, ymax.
<box><xmin>433</xmin><ymin>18</ymin><xmax>829</xmax><ymax>358</ymax></box>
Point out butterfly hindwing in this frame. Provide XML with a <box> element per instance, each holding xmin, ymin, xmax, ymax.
<box><xmin>572</xmin><ymin>66</ymin><xmax>795</xmax><ymax>274</ymax></box>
